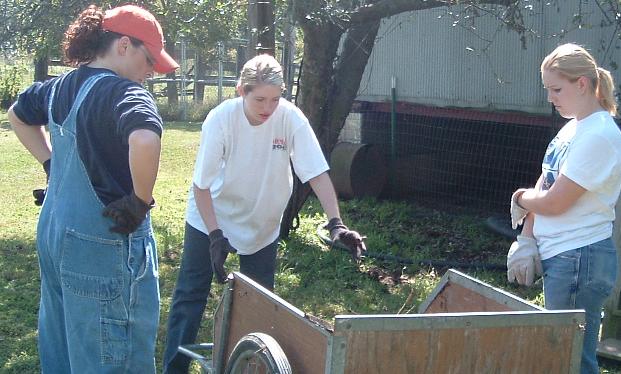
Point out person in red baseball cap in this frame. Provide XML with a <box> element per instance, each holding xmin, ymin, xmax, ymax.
<box><xmin>7</xmin><ymin>4</ymin><xmax>177</xmax><ymax>373</ymax></box>
<box><xmin>102</xmin><ymin>4</ymin><xmax>178</xmax><ymax>74</ymax></box>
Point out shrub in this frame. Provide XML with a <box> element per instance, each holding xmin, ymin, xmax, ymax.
<box><xmin>157</xmin><ymin>100</ymin><xmax>218</xmax><ymax>122</ymax></box>
<box><xmin>0</xmin><ymin>64</ymin><xmax>27</xmax><ymax>110</ymax></box>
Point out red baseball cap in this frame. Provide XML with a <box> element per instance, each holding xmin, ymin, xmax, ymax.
<box><xmin>102</xmin><ymin>5</ymin><xmax>179</xmax><ymax>74</ymax></box>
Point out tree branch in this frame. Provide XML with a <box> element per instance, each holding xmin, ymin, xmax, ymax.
<box><xmin>348</xmin><ymin>0</ymin><xmax>518</xmax><ymax>25</ymax></box>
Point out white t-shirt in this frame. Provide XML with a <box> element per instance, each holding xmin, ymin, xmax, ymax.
<box><xmin>185</xmin><ymin>97</ymin><xmax>329</xmax><ymax>255</ymax></box>
<box><xmin>534</xmin><ymin>111</ymin><xmax>621</xmax><ymax>260</ymax></box>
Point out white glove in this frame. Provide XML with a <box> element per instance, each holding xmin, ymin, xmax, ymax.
<box><xmin>510</xmin><ymin>188</ymin><xmax>528</xmax><ymax>229</ymax></box>
<box><xmin>507</xmin><ymin>235</ymin><xmax>543</xmax><ymax>287</ymax></box>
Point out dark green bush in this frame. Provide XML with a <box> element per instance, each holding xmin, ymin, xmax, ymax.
<box><xmin>157</xmin><ymin>101</ymin><xmax>217</xmax><ymax>122</ymax></box>
<box><xmin>0</xmin><ymin>64</ymin><xmax>27</xmax><ymax>110</ymax></box>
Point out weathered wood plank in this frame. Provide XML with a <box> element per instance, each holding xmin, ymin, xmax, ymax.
<box><xmin>424</xmin><ymin>282</ymin><xmax>515</xmax><ymax>313</ymax></box>
<box><xmin>336</xmin><ymin>316</ymin><xmax>580</xmax><ymax>374</ymax></box>
<box><xmin>214</xmin><ymin>273</ymin><xmax>332</xmax><ymax>373</ymax></box>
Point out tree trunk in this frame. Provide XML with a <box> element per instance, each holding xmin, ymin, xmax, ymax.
<box><xmin>165</xmin><ymin>37</ymin><xmax>178</xmax><ymax>105</ymax></box>
<box><xmin>318</xmin><ymin>21</ymin><xmax>381</xmax><ymax>153</ymax></box>
<box><xmin>194</xmin><ymin>54</ymin><xmax>205</xmax><ymax>103</ymax></box>
<box><xmin>279</xmin><ymin>11</ymin><xmax>342</xmax><ymax>238</ymax></box>
<box><xmin>248</xmin><ymin>0</ymin><xmax>276</xmax><ymax>57</ymax></box>
<box><xmin>166</xmin><ymin>72</ymin><xmax>179</xmax><ymax>105</ymax></box>
<box><xmin>34</xmin><ymin>55</ymin><xmax>49</xmax><ymax>82</ymax></box>
<box><xmin>279</xmin><ymin>177</ymin><xmax>313</xmax><ymax>239</ymax></box>
<box><xmin>280</xmin><ymin>11</ymin><xmax>381</xmax><ymax>238</ymax></box>
<box><xmin>279</xmin><ymin>22</ymin><xmax>381</xmax><ymax>237</ymax></box>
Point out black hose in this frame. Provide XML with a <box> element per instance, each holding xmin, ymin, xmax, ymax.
<box><xmin>294</xmin><ymin>58</ymin><xmax>302</xmax><ymax>106</ymax></box>
<box><xmin>316</xmin><ymin>223</ymin><xmax>506</xmax><ymax>271</ymax></box>
<box><xmin>485</xmin><ymin>214</ymin><xmax>520</xmax><ymax>239</ymax></box>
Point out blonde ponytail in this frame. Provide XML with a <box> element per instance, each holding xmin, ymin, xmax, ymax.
<box><xmin>596</xmin><ymin>67</ymin><xmax>618</xmax><ymax>116</ymax></box>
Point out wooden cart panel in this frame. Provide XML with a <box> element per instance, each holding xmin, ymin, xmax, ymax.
<box><xmin>330</xmin><ymin>312</ymin><xmax>583</xmax><ymax>374</ymax></box>
<box><xmin>213</xmin><ymin>273</ymin><xmax>332</xmax><ymax>373</ymax></box>
<box><xmin>419</xmin><ymin>269</ymin><xmax>543</xmax><ymax>313</ymax></box>
<box><xmin>213</xmin><ymin>271</ymin><xmax>583</xmax><ymax>374</ymax></box>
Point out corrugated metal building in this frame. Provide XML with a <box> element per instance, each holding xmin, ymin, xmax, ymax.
<box><xmin>356</xmin><ymin>2</ymin><xmax>620</xmax><ymax>114</ymax></box>
<box><xmin>339</xmin><ymin>2</ymin><xmax>621</xmax><ymax>210</ymax></box>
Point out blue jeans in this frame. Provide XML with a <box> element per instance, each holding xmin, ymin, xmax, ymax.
<box><xmin>542</xmin><ymin>238</ymin><xmax>617</xmax><ymax>374</ymax></box>
<box><xmin>37</xmin><ymin>73</ymin><xmax>160</xmax><ymax>373</ymax></box>
<box><xmin>162</xmin><ymin>223</ymin><xmax>278</xmax><ymax>374</ymax></box>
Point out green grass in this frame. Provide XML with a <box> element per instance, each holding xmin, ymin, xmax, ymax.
<box><xmin>1</xmin><ymin>115</ymin><xmax>620</xmax><ymax>373</ymax></box>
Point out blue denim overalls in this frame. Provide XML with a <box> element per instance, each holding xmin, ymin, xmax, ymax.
<box><xmin>36</xmin><ymin>73</ymin><xmax>160</xmax><ymax>373</ymax></box>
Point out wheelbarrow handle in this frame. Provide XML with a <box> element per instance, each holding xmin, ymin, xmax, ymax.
<box><xmin>178</xmin><ymin>343</ymin><xmax>216</xmax><ymax>373</ymax></box>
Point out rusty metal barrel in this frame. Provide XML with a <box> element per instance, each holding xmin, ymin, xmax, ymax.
<box><xmin>329</xmin><ymin>142</ymin><xmax>387</xmax><ymax>199</ymax></box>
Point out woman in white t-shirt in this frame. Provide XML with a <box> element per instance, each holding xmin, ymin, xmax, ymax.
<box><xmin>162</xmin><ymin>54</ymin><xmax>366</xmax><ymax>373</ymax></box>
<box><xmin>508</xmin><ymin>43</ymin><xmax>621</xmax><ymax>374</ymax></box>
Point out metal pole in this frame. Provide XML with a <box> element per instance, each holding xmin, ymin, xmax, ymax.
<box><xmin>217</xmin><ymin>41</ymin><xmax>224</xmax><ymax>104</ymax></box>
<box><xmin>248</xmin><ymin>0</ymin><xmax>275</xmax><ymax>57</ymax></box>
<box><xmin>180</xmin><ymin>38</ymin><xmax>187</xmax><ymax>120</ymax></box>
<box><xmin>390</xmin><ymin>76</ymin><xmax>397</xmax><ymax>192</ymax></box>
<box><xmin>281</xmin><ymin>10</ymin><xmax>295</xmax><ymax>100</ymax></box>
<box><xmin>194</xmin><ymin>51</ymin><xmax>199</xmax><ymax>103</ymax></box>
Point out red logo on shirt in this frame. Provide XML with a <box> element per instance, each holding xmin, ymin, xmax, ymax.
<box><xmin>272</xmin><ymin>138</ymin><xmax>287</xmax><ymax>151</ymax></box>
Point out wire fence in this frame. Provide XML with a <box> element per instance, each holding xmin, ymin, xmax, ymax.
<box><xmin>338</xmin><ymin>101</ymin><xmax>565</xmax><ymax>213</ymax></box>
<box><xmin>145</xmin><ymin>39</ymin><xmax>299</xmax><ymax>121</ymax></box>
<box><xmin>139</xmin><ymin>41</ymin><xmax>570</xmax><ymax>215</ymax></box>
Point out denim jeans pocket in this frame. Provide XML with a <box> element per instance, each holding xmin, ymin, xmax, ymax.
<box><xmin>60</xmin><ymin>228</ymin><xmax>124</xmax><ymax>300</ymax></box>
<box><xmin>542</xmin><ymin>249</ymin><xmax>580</xmax><ymax>309</ymax></box>
<box><xmin>586</xmin><ymin>239</ymin><xmax>617</xmax><ymax>298</ymax></box>
<box><xmin>129</xmin><ymin>234</ymin><xmax>158</xmax><ymax>282</ymax></box>
<box><xmin>543</xmin><ymin>249</ymin><xmax>580</xmax><ymax>277</ymax></box>
<box><xmin>101</xmin><ymin>316</ymin><xmax>128</xmax><ymax>365</ymax></box>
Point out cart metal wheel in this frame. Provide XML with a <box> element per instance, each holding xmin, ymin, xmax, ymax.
<box><xmin>224</xmin><ymin>332</ymin><xmax>291</xmax><ymax>374</ymax></box>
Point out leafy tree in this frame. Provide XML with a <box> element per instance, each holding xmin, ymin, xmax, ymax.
<box><xmin>1</xmin><ymin>0</ymin><xmax>94</xmax><ymax>80</ymax></box>
<box><xmin>0</xmin><ymin>0</ymin><xmax>246</xmax><ymax>84</ymax></box>
<box><xmin>131</xmin><ymin>0</ymin><xmax>246</xmax><ymax>103</ymax></box>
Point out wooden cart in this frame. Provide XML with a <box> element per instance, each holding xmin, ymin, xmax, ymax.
<box><xmin>180</xmin><ymin>270</ymin><xmax>585</xmax><ymax>373</ymax></box>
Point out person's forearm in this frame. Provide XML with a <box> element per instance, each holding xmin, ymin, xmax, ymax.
<box><xmin>520</xmin><ymin>212</ymin><xmax>535</xmax><ymax>237</ymax></box>
<box><xmin>8</xmin><ymin>107</ymin><xmax>51</xmax><ymax>163</ymax></box>
<box><xmin>128</xmin><ymin>129</ymin><xmax>160</xmax><ymax>203</ymax></box>
<box><xmin>517</xmin><ymin>174</ymin><xmax>545</xmax><ymax>216</ymax></box>
<box><xmin>517</xmin><ymin>188</ymin><xmax>553</xmax><ymax>215</ymax></box>
<box><xmin>518</xmin><ymin>173</ymin><xmax>586</xmax><ymax>216</ymax></box>
<box><xmin>309</xmin><ymin>172</ymin><xmax>340</xmax><ymax>219</ymax></box>
<box><xmin>194</xmin><ymin>185</ymin><xmax>218</xmax><ymax>233</ymax></box>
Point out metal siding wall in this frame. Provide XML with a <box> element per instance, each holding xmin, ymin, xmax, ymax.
<box><xmin>357</xmin><ymin>3</ymin><xmax>621</xmax><ymax>115</ymax></box>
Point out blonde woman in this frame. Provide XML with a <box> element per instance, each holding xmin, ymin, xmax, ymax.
<box><xmin>509</xmin><ymin>43</ymin><xmax>621</xmax><ymax>374</ymax></box>
<box><xmin>163</xmin><ymin>54</ymin><xmax>365</xmax><ymax>373</ymax></box>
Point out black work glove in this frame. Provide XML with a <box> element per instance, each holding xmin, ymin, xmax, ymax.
<box><xmin>209</xmin><ymin>229</ymin><xmax>237</xmax><ymax>284</ymax></box>
<box><xmin>325</xmin><ymin>217</ymin><xmax>366</xmax><ymax>262</ymax></box>
<box><xmin>33</xmin><ymin>159</ymin><xmax>51</xmax><ymax>206</ymax></box>
<box><xmin>102</xmin><ymin>192</ymin><xmax>154</xmax><ymax>234</ymax></box>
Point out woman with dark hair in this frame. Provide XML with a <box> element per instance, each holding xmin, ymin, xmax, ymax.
<box><xmin>8</xmin><ymin>4</ymin><xmax>177</xmax><ymax>372</ymax></box>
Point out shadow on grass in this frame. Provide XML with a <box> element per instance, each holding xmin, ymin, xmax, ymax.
<box><xmin>0</xmin><ymin>237</ymin><xmax>40</xmax><ymax>373</ymax></box>
<box><xmin>164</xmin><ymin>121</ymin><xmax>203</xmax><ymax>132</ymax></box>
<box><xmin>1</xmin><ymin>120</ymin><xmax>203</xmax><ymax>133</ymax></box>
